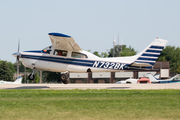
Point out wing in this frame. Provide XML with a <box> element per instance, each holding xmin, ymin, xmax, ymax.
<box><xmin>48</xmin><ymin>33</ymin><xmax>82</xmax><ymax>51</ymax></box>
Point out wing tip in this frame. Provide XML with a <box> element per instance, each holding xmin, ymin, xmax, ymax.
<box><xmin>48</xmin><ymin>32</ymin><xmax>71</xmax><ymax>38</ymax></box>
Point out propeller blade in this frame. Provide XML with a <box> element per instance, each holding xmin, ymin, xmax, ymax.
<box><xmin>16</xmin><ymin>56</ymin><xmax>19</xmax><ymax>78</ymax></box>
<box><xmin>18</xmin><ymin>39</ymin><xmax>20</xmax><ymax>53</ymax></box>
<box><xmin>13</xmin><ymin>40</ymin><xmax>21</xmax><ymax>57</ymax></box>
<box><xmin>17</xmin><ymin>56</ymin><xmax>19</xmax><ymax>63</ymax></box>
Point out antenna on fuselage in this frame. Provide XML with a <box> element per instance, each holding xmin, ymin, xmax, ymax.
<box><xmin>121</xmin><ymin>38</ymin><xmax>123</xmax><ymax>56</ymax></box>
<box><xmin>113</xmin><ymin>35</ymin><xmax>116</xmax><ymax>57</ymax></box>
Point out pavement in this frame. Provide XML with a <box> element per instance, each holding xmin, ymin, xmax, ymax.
<box><xmin>0</xmin><ymin>83</ymin><xmax>180</xmax><ymax>89</ymax></box>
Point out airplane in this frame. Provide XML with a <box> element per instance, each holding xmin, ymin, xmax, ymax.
<box><xmin>115</xmin><ymin>77</ymin><xmax>151</xmax><ymax>84</ymax></box>
<box><xmin>12</xmin><ymin>32</ymin><xmax>168</xmax><ymax>84</ymax></box>
<box><xmin>0</xmin><ymin>77</ymin><xmax>22</xmax><ymax>84</ymax></box>
<box><xmin>115</xmin><ymin>78</ymin><xmax>138</xmax><ymax>84</ymax></box>
<box><xmin>146</xmin><ymin>73</ymin><xmax>180</xmax><ymax>83</ymax></box>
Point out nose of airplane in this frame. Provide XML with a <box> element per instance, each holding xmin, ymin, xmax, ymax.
<box><xmin>12</xmin><ymin>51</ymin><xmax>21</xmax><ymax>65</ymax></box>
<box><xmin>12</xmin><ymin>52</ymin><xmax>20</xmax><ymax>57</ymax></box>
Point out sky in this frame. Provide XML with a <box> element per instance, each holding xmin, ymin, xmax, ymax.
<box><xmin>0</xmin><ymin>0</ymin><xmax>180</xmax><ymax>63</ymax></box>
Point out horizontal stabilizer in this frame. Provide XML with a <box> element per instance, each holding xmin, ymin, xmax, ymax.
<box><xmin>130</xmin><ymin>62</ymin><xmax>153</xmax><ymax>67</ymax></box>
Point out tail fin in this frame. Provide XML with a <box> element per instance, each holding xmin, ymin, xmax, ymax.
<box><xmin>132</xmin><ymin>38</ymin><xmax>168</xmax><ymax>66</ymax></box>
<box><xmin>169</xmin><ymin>74</ymin><xmax>180</xmax><ymax>81</ymax></box>
<box><xmin>146</xmin><ymin>73</ymin><xmax>158</xmax><ymax>82</ymax></box>
<box><xmin>13</xmin><ymin>77</ymin><xmax>22</xmax><ymax>84</ymax></box>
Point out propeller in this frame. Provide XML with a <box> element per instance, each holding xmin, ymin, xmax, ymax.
<box><xmin>13</xmin><ymin>40</ymin><xmax>21</xmax><ymax>78</ymax></box>
<box><xmin>17</xmin><ymin>40</ymin><xmax>21</xmax><ymax>78</ymax></box>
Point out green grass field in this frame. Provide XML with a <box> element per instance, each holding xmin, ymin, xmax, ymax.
<box><xmin>0</xmin><ymin>89</ymin><xmax>180</xmax><ymax>120</ymax></box>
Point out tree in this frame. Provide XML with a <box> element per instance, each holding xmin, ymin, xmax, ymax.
<box><xmin>158</xmin><ymin>46</ymin><xmax>180</xmax><ymax>73</ymax></box>
<box><xmin>43</xmin><ymin>71</ymin><xmax>61</xmax><ymax>83</ymax></box>
<box><xmin>42</xmin><ymin>71</ymin><xmax>61</xmax><ymax>83</ymax></box>
<box><xmin>0</xmin><ymin>60</ymin><xmax>14</xmax><ymax>81</ymax></box>
<box><xmin>100</xmin><ymin>52</ymin><xmax>108</xmax><ymax>58</ymax></box>
<box><xmin>108</xmin><ymin>45</ymin><xmax>137</xmax><ymax>57</ymax></box>
<box><xmin>7</xmin><ymin>62</ymin><xmax>16</xmax><ymax>74</ymax></box>
<box><xmin>177</xmin><ymin>63</ymin><xmax>180</xmax><ymax>74</ymax></box>
<box><xmin>93</xmin><ymin>51</ymin><xmax>108</xmax><ymax>58</ymax></box>
<box><xmin>93</xmin><ymin>51</ymin><xmax>101</xmax><ymax>57</ymax></box>
<box><xmin>121</xmin><ymin>45</ymin><xmax>137</xmax><ymax>56</ymax></box>
<box><xmin>33</xmin><ymin>73</ymin><xmax>40</xmax><ymax>83</ymax></box>
<box><xmin>14</xmin><ymin>61</ymin><xmax>32</xmax><ymax>73</ymax></box>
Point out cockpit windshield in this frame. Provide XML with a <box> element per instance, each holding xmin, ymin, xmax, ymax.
<box><xmin>42</xmin><ymin>46</ymin><xmax>52</xmax><ymax>54</ymax></box>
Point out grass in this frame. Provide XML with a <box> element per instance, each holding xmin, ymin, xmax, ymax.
<box><xmin>0</xmin><ymin>89</ymin><xmax>180</xmax><ymax>120</ymax></box>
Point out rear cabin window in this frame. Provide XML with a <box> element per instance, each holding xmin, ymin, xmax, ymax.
<box><xmin>71</xmin><ymin>52</ymin><xmax>88</xmax><ymax>58</ymax></box>
<box><xmin>54</xmin><ymin>50</ymin><xmax>67</xmax><ymax>57</ymax></box>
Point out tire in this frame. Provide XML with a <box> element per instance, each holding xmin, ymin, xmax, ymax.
<box><xmin>61</xmin><ymin>74</ymin><xmax>69</xmax><ymax>84</ymax></box>
<box><xmin>61</xmin><ymin>74</ymin><xmax>67</xmax><ymax>81</ymax></box>
<box><xmin>28</xmin><ymin>74</ymin><xmax>34</xmax><ymax>80</ymax></box>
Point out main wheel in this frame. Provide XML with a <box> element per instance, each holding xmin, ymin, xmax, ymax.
<box><xmin>61</xmin><ymin>74</ymin><xmax>69</xmax><ymax>84</ymax></box>
<box><xmin>28</xmin><ymin>74</ymin><xmax>34</xmax><ymax>80</ymax></box>
<box><xmin>61</xmin><ymin>74</ymin><xmax>67</xmax><ymax>81</ymax></box>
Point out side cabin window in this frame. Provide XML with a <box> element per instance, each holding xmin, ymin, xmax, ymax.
<box><xmin>54</xmin><ymin>50</ymin><xmax>67</xmax><ymax>57</ymax></box>
<box><xmin>71</xmin><ymin>52</ymin><xmax>88</xmax><ymax>58</ymax></box>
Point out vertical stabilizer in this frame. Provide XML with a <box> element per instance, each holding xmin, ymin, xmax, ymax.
<box><xmin>13</xmin><ymin>77</ymin><xmax>22</xmax><ymax>84</ymax></box>
<box><xmin>133</xmin><ymin>38</ymin><xmax>168</xmax><ymax>66</ymax></box>
<box><xmin>146</xmin><ymin>73</ymin><xmax>158</xmax><ymax>82</ymax></box>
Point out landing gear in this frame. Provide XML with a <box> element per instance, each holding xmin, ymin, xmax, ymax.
<box><xmin>61</xmin><ymin>72</ymin><xmax>70</xmax><ymax>84</ymax></box>
<box><xmin>28</xmin><ymin>69</ymin><xmax>35</xmax><ymax>80</ymax></box>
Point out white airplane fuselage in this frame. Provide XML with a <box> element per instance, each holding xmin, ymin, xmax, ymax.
<box><xmin>20</xmin><ymin>49</ymin><xmax>133</xmax><ymax>73</ymax></box>
<box><xmin>19</xmin><ymin>43</ymin><xmax>167</xmax><ymax>73</ymax></box>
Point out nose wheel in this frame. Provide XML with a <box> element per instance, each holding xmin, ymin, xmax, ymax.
<box><xmin>28</xmin><ymin>73</ymin><xmax>35</xmax><ymax>80</ymax></box>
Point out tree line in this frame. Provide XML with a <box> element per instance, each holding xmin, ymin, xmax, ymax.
<box><xmin>0</xmin><ymin>45</ymin><xmax>180</xmax><ymax>83</ymax></box>
<box><xmin>157</xmin><ymin>46</ymin><xmax>180</xmax><ymax>73</ymax></box>
<box><xmin>0</xmin><ymin>60</ymin><xmax>61</xmax><ymax>83</ymax></box>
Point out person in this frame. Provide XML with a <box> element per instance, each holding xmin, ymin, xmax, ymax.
<box><xmin>57</xmin><ymin>50</ymin><xmax>62</xmax><ymax>56</ymax></box>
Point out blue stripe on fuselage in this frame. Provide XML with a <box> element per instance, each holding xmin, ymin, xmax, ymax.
<box><xmin>24</xmin><ymin>50</ymin><xmax>42</xmax><ymax>53</ymax></box>
<box><xmin>21</xmin><ymin>54</ymin><xmax>94</xmax><ymax>67</ymax></box>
